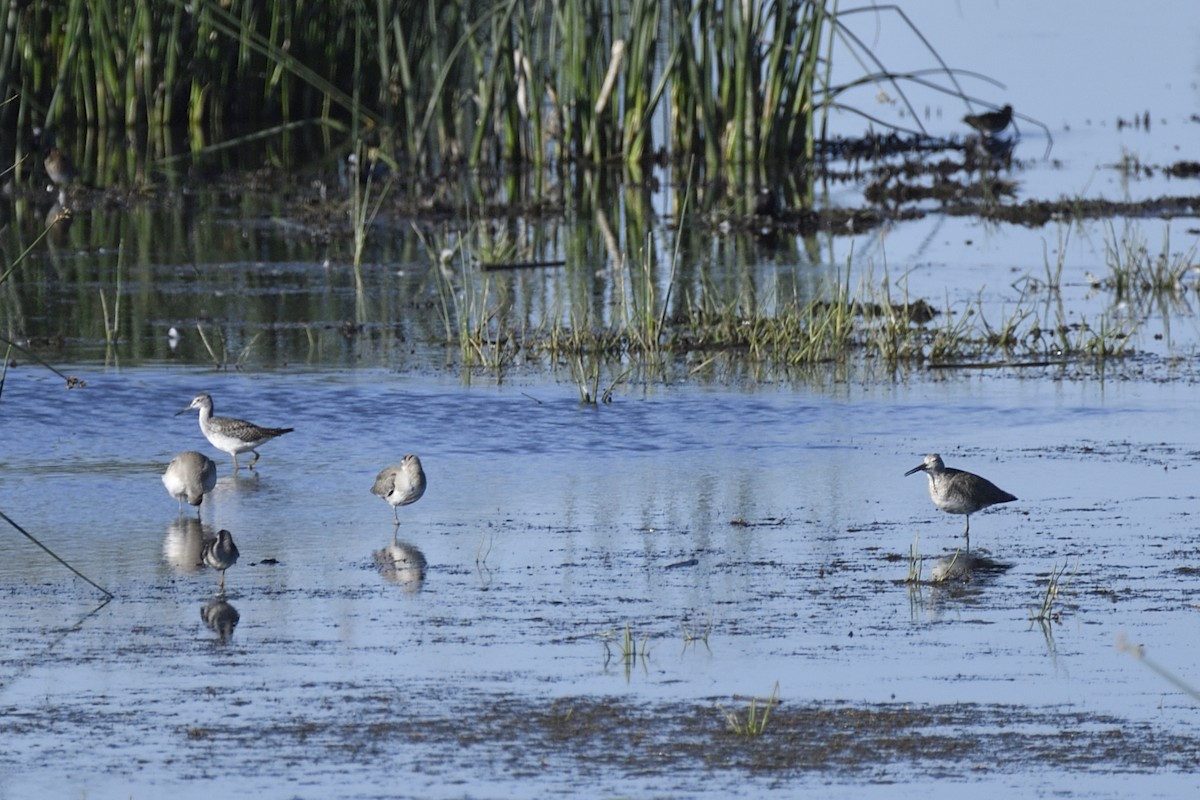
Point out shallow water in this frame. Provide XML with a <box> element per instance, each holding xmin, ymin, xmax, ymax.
<box><xmin>4</xmin><ymin>1</ymin><xmax>1200</xmax><ymax>797</ymax></box>
<box><xmin>2</xmin><ymin>366</ymin><xmax>1199</xmax><ymax>797</ymax></box>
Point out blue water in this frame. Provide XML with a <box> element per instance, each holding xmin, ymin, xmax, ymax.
<box><xmin>4</xmin><ymin>0</ymin><xmax>1200</xmax><ymax>796</ymax></box>
<box><xmin>1</xmin><ymin>364</ymin><xmax>1198</xmax><ymax>798</ymax></box>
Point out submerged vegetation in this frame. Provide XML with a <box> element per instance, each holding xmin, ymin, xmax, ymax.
<box><xmin>433</xmin><ymin>223</ymin><xmax>1137</xmax><ymax>380</ymax></box>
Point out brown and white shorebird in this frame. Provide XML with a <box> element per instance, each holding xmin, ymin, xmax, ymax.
<box><xmin>201</xmin><ymin>529</ymin><xmax>240</xmax><ymax>593</ymax></box>
<box><xmin>176</xmin><ymin>393</ymin><xmax>293</xmax><ymax>472</ymax></box>
<box><xmin>43</xmin><ymin>146</ymin><xmax>77</xmax><ymax>187</ymax></box>
<box><xmin>962</xmin><ymin>104</ymin><xmax>1013</xmax><ymax>137</ymax></box>
<box><xmin>371</xmin><ymin>454</ymin><xmax>427</xmax><ymax>525</ymax></box>
<box><xmin>162</xmin><ymin>450</ymin><xmax>218</xmax><ymax>518</ymax></box>
<box><xmin>905</xmin><ymin>453</ymin><xmax>1017</xmax><ymax>550</ymax></box>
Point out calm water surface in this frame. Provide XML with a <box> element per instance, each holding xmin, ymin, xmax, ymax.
<box><xmin>1</xmin><ymin>365</ymin><xmax>1198</xmax><ymax>798</ymax></box>
<box><xmin>4</xmin><ymin>0</ymin><xmax>1200</xmax><ymax>797</ymax></box>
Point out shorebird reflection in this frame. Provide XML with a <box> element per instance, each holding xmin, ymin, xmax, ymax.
<box><xmin>201</xmin><ymin>596</ymin><xmax>240</xmax><ymax>643</ymax></box>
<box><xmin>374</xmin><ymin>538</ymin><xmax>427</xmax><ymax>593</ymax></box>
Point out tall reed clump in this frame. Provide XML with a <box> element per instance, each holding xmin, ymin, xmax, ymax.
<box><xmin>5</xmin><ymin>1</ymin><xmax>967</xmax><ymax>188</ymax></box>
<box><xmin>669</xmin><ymin>0</ymin><xmax>829</xmax><ymax>185</ymax></box>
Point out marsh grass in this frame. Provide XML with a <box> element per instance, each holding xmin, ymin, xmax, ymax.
<box><xmin>195</xmin><ymin>323</ymin><xmax>261</xmax><ymax>370</ymax></box>
<box><xmin>7</xmin><ymin>1</ymin><xmax>983</xmax><ymax>188</ymax></box>
<box><xmin>348</xmin><ymin>142</ymin><xmax>397</xmax><ymax>322</ymax></box>
<box><xmin>719</xmin><ymin>682</ymin><xmax>780</xmax><ymax>737</ymax></box>
<box><xmin>905</xmin><ymin>533</ymin><xmax>923</xmax><ymax>583</ymax></box>
<box><xmin>600</xmin><ymin>623</ymin><xmax>651</xmax><ymax>674</ymax></box>
<box><xmin>434</xmin><ymin>230</ymin><xmax>1139</xmax><ymax>375</ymax></box>
<box><xmin>1030</xmin><ymin>560</ymin><xmax>1075</xmax><ymax>623</ymax></box>
<box><xmin>680</xmin><ymin>613</ymin><xmax>714</xmax><ymax>649</ymax></box>
<box><xmin>1102</xmin><ymin>224</ymin><xmax>1197</xmax><ymax>301</ymax></box>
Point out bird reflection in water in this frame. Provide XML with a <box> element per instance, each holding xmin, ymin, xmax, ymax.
<box><xmin>201</xmin><ymin>596</ymin><xmax>240</xmax><ymax>644</ymax></box>
<box><xmin>162</xmin><ymin>517</ymin><xmax>207</xmax><ymax>574</ymax></box>
<box><xmin>373</xmin><ymin>538</ymin><xmax>427</xmax><ymax>594</ymax></box>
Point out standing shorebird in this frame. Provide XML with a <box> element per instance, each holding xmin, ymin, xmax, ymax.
<box><xmin>905</xmin><ymin>453</ymin><xmax>1017</xmax><ymax>550</ymax></box>
<box><xmin>962</xmin><ymin>104</ymin><xmax>1013</xmax><ymax>137</ymax></box>
<box><xmin>162</xmin><ymin>451</ymin><xmax>218</xmax><ymax>517</ymax></box>
<box><xmin>201</xmin><ymin>529</ymin><xmax>240</xmax><ymax>593</ymax></box>
<box><xmin>176</xmin><ymin>393</ymin><xmax>293</xmax><ymax>472</ymax></box>
<box><xmin>43</xmin><ymin>147</ymin><xmax>77</xmax><ymax>187</ymax></box>
<box><xmin>371</xmin><ymin>454</ymin><xmax>427</xmax><ymax>525</ymax></box>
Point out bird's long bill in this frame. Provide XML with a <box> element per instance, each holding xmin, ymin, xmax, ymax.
<box><xmin>174</xmin><ymin>406</ymin><xmax>192</xmax><ymax>416</ymax></box>
<box><xmin>904</xmin><ymin>464</ymin><xmax>926</xmax><ymax>476</ymax></box>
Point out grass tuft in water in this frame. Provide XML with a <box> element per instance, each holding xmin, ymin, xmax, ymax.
<box><xmin>719</xmin><ymin>682</ymin><xmax>780</xmax><ymax>737</ymax></box>
<box><xmin>1029</xmin><ymin>560</ymin><xmax>1075</xmax><ymax>623</ymax></box>
<box><xmin>1101</xmin><ymin>224</ymin><xmax>1198</xmax><ymax>300</ymax></box>
<box><xmin>681</xmin><ymin>613</ymin><xmax>713</xmax><ymax>649</ymax></box>
<box><xmin>600</xmin><ymin>623</ymin><xmax>651</xmax><ymax>673</ymax></box>
<box><xmin>905</xmin><ymin>533</ymin><xmax>923</xmax><ymax>583</ymax></box>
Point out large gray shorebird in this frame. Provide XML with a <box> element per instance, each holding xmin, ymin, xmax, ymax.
<box><xmin>162</xmin><ymin>450</ymin><xmax>218</xmax><ymax>517</ymax></box>
<box><xmin>905</xmin><ymin>453</ymin><xmax>1016</xmax><ymax>549</ymax></box>
<box><xmin>177</xmin><ymin>393</ymin><xmax>293</xmax><ymax>472</ymax></box>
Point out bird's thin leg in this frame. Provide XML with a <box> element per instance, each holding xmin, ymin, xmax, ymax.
<box><xmin>232</xmin><ymin>454</ymin><xmax>240</xmax><ymax>473</ymax></box>
<box><xmin>249</xmin><ymin>450</ymin><xmax>261</xmax><ymax>469</ymax></box>
<box><xmin>964</xmin><ymin>515</ymin><xmax>971</xmax><ymax>552</ymax></box>
<box><xmin>393</xmin><ymin>507</ymin><xmax>400</xmax><ymax>525</ymax></box>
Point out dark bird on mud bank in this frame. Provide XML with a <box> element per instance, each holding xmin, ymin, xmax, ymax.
<box><xmin>962</xmin><ymin>104</ymin><xmax>1013</xmax><ymax>137</ymax></box>
<box><xmin>905</xmin><ymin>453</ymin><xmax>1017</xmax><ymax>550</ymax></box>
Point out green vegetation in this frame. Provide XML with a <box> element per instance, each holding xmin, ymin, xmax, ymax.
<box><xmin>1100</xmin><ymin>223</ymin><xmax>1197</xmax><ymax>300</ymax></box>
<box><xmin>7</xmin><ymin>0</ymin><xmax>979</xmax><ymax>184</ymax></box>
<box><xmin>1029</xmin><ymin>560</ymin><xmax>1074</xmax><ymax>624</ymax></box>
<box><xmin>680</xmin><ymin>613</ymin><xmax>713</xmax><ymax>649</ymax></box>
<box><xmin>905</xmin><ymin>533</ymin><xmax>923</xmax><ymax>583</ymax></box>
<box><xmin>719</xmin><ymin>681</ymin><xmax>779</xmax><ymax>737</ymax></box>
<box><xmin>600</xmin><ymin>623</ymin><xmax>651</xmax><ymax>675</ymax></box>
<box><xmin>432</xmin><ymin>232</ymin><xmax>1135</xmax><ymax>380</ymax></box>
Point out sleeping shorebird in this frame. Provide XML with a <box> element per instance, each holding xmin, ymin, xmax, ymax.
<box><xmin>162</xmin><ymin>451</ymin><xmax>218</xmax><ymax>517</ymax></box>
<box><xmin>371</xmin><ymin>454</ymin><xmax>427</xmax><ymax>525</ymax></box>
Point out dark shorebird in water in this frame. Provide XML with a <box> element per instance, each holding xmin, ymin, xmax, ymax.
<box><xmin>371</xmin><ymin>454</ymin><xmax>427</xmax><ymax>525</ymax></box>
<box><xmin>905</xmin><ymin>453</ymin><xmax>1017</xmax><ymax>550</ymax></box>
<box><xmin>962</xmin><ymin>104</ymin><xmax>1013</xmax><ymax>137</ymax></box>
<box><xmin>162</xmin><ymin>450</ymin><xmax>218</xmax><ymax>518</ymax></box>
<box><xmin>201</xmin><ymin>529</ymin><xmax>240</xmax><ymax>593</ymax></box>
<box><xmin>177</xmin><ymin>393</ymin><xmax>293</xmax><ymax>472</ymax></box>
